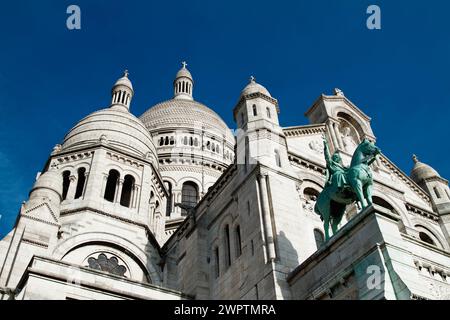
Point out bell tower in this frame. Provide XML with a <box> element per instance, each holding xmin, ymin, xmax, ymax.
<box><xmin>233</xmin><ymin>77</ymin><xmax>291</xmax><ymax>173</ymax></box>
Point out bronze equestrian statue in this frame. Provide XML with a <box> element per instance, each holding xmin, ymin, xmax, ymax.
<box><xmin>314</xmin><ymin>135</ymin><xmax>380</xmax><ymax>241</ymax></box>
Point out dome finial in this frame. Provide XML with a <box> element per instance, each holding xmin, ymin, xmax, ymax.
<box><xmin>111</xmin><ymin>70</ymin><xmax>134</xmax><ymax>111</ymax></box>
<box><xmin>174</xmin><ymin>62</ymin><xmax>194</xmax><ymax>100</ymax></box>
<box><xmin>249</xmin><ymin>75</ymin><xmax>255</xmax><ymax>83</ymax></box>
<box><xmin>412</xmin><ymin>154</ymin><xmax>419</xmax><ymax>163</ymax></box>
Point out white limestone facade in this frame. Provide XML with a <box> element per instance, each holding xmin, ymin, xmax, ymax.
<box><xmin>0</xmin><ymin>65</ymin><xmax>449</xmax><ymax>300</ymax></box>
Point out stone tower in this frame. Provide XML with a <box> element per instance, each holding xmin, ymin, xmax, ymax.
<box><xmin>410</xmin><ymin>155</ymin><xmax>450</xmax><ymax>245</ymax></box>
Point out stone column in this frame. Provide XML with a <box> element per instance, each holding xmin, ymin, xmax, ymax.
<box><xmin>66</xmin><ymin>175</ymin><xmax>77</xmax><ymax>200</ymax></box>
<box><xmin>115</xmin><ymin>179</ymin><xmax>124</xmax><ymax>203</ymax></box>
<box><xmin>80</xmin><ymin>171</ymin><xmax>89</xmax><ymax>199</ymax></box>
<box><xmin>257</xmin><ymin>172</ymin><xmax>276</xmax><ymax>261</ymax></box>
<box><xmin>100</xmin><ymin>174</ymin><xmax>108</xmax><ymax>198</ymax></box>
<box><xmin>132</xmin><ymin>185</ymin><xmax>140</xmax><ymax>209</ymax></box>
<box><xmin>327</xmin><ymin>121</ymin><xmax>339</xmax><ymax>151</ymax></box>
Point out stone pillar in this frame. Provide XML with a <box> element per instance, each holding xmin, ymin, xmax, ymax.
<box><xmin>257</xmin><ymin>172</ymin><xmax>276</xmax><ymax>261</ymax></box>
<box><xmin>100</xmin><ymin>174</ymin><xmax>108</xmax><ymax>198</ymax></box>
<box><xmin>327</xmin><ymin>122</ymin><xmax>339</xmax><ymax>151</ymax></box>
<box><xmin>132</xmin><ymin>185</ymin><xmax>140</xmax><ymax>209</ymax></box>
<box><xmin>82</xmin><ymin>172</ymin><xmax>89</xmax><ymax>198</ymax></box>
<box><xmin>115</xmin><ymin>179</ymin><xmax>124</xmax><ymax>203</ymax></box>
<box><xmin>66</xmin><ymin>175</ymin><xmax>77</xmax><ymax>200</ymax></box>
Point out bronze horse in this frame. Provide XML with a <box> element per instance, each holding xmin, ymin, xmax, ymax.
<box><xmin>314</xmin><ymin>139</ymin><xmax>380</xmax><ymax>241</ymax></box>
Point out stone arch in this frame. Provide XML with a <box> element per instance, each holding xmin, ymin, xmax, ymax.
<box><xmin>52</xmin><ymin>232</ymin><xmax>162</xmax><ymax>285</ymax></box>
<box><xmin>177</xmin><ymin>176</ymin><xmax>202</xmax><ymax>189</ymax></box>
<box><xmin>371</xmin><ymin>191</ymin><xmax>411</xmax><ymax>228</ymax></box>
<box><xmin>334</xmin><ymin>108</ymin><xmax>370</xmax><ymax>139</ymax></box>
<box><xmin>103</xmin><ymin>164</ymin><xmax>141</xmax><ymax>185</ymax></box>
<box><xmin>410</xmin><ymin>219</ymin><xmax>449</xmax><ymax>251</ymax></box>
<box><xmin>299</xmin><ymin>178</ymin><xmax>324</xmax><ymax>196</ymax></box>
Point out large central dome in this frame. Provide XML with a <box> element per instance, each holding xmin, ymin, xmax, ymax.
<box><xmin>139</xmin><ymin>63</ymin><xmax>235</xmax><ymax>225</ymax></box>
<box><xmin>140</xmin><ymin>99</ymin><xmax>234</xmax><ymax>142</ymax></box>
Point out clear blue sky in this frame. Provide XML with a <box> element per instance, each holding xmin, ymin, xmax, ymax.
<box><xmin>0</xmin><ymin>0</ymin><xmax>449</xmax><ymax>237</ymax></box>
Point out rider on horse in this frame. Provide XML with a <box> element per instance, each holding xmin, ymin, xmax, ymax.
<box><xmin>323</xmin><ymin>136</ymin><xmax>348</xmax><ymax>192</ymax></box>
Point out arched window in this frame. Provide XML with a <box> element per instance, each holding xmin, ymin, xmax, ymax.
<box><xmin>120</xmin><ymin>175</ymin><xmax>135</xmax><ymax>208</ymax></box>
<box><xmin>159</xmin><ymin>137</ymin><xmax>164</xmax><ymax>146</ymax></box>
<box><xmin>169</xmin><ymin>136</ymin><xmax>175</xmax><ymax>145</ymax></box>
<box><xmin>62</xmin><ymin>170</ymin><xmax>71</xmax><ymax>200</ymax></box>
<box><xmin>224</xmin><ymin>225</ymin><xmax>231</xmax><ymax>267</ymax></box>
<box><xmin>74</xmin><ymin>167</ymin><xmax>86</xmax><ymax>199</ymax></box>
<box><xmin>419</xmin><ymin>232</ymin><xmax>436</xmax><ymax>246</ymax></box>
<box><xmin>190</xmin><ymin>137</ymin><xmax>193</xmax><ymax>146</ymax></box>
<box><xmin>165</xmin><ymin>136</ymin><xmax>169</xmax><ymax>145</ymax></box>
<box><xmin>183</xmin><ymin>137</ymin><xmax>188</xmax><ymax>145</ymax></box>
<box><xmin>434</xmin><ymin>187</ymin><xmax>441</xmax><ymax>199</ymax></box>
<box><xmin>104</xmin><ymin>170</ymin><xmax>120</xmax><ymax>202</ymax></box>
<box><xmin>252</xmin><ymin>104</ymin><xmax>257</xmax><ymax>116</ymax></box>
<box><xmin>206</xmin><ymin>141</ymin><xmax>211</xmax><ymax>150</ymax></box>
<box><xmin>235</xmin><ymin>225</ymin><xmax>242</xmax><ymax>257</ymax></box>
<box><xmin>165</xmin><ymin>181</ymin><xmax>172</xmax><ymax>217</ymax></box>
<box><xmin>266</xmin><ymin>107</ymin><xmax>271</xmax><ymax>118</ymax></box>
<box><xmin>314</xmin><ymin>229</ymin><xmax>325</xmax><ymax>249</ymax></box>
<box><xmin>274</xmin><ymin>149</ymin><xmax>281</xmax><ymax>167</ymax></box>
<box><xmin>214</xmin><ymin>247</ymin><xmax>220</xmax><ymax>278</ymax></box>
<box><xmin>373</xmin><ymin>196</ymin><xmax>397</xmax><ymax>214</ymax></box>
<box><xmin>194</xmin><ymin>137</ymin><xmax>199</xmax><ymax>147</ymax></box>
<box><xmin>181</xmin><ymin>181</ymin><xmax>198</xmax><ymax>215</ymax></box>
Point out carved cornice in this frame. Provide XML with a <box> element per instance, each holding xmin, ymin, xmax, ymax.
<box><xmin>22</xmin><ymin>202</ymin><xmax>60</xmax><ymax>225</ymax></box>
<box><xmin>158</xmin><ymin>163</ymin><xmax>225</xmax><ymax>177</ymax></box>
<box><xmin>106</xmin><ymin>151</ymin><xmax>144</xmax><ymax>170</ymax></box>
<box><xmin>55</xmin><ymin>151</ymin><xmax>94</xmax><ymax>165</ymax></box>
<box><xmin>283</xmin><ymin>124</ymin><xmax>327</xmax><ymax>137</ymax></box>
<box><xmin>288</xmin><ymin>152</ymin><xmax>326</xmax><ymax>175</ymax></box>
<box><xmin>405</xmin><ymin>203</ymin><xmax>439</xmax><ymax>222</ymax></box>
<box><xmin>22</xmin><ymin>238</ymin><xmax>49</xmax><ymax>248</ymax></box>
<box><xmin>379</xmin><ymin>155</ymin><xmax>431</xmax><ymax>204</ymax></box>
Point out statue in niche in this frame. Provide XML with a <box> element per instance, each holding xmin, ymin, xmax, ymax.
<box><xmin>340</xmin><ymin>126</ymin><xmax>358</xmax><ymax>153</ymax></box>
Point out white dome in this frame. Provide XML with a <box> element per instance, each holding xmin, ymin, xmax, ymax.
<box><xmin>62</xmin><ymin>108</ymin><xmax>157</xmax><ymax>160</ymax></box>
<box><xmin>175</xmin><ymin>67</ymin><xmax>193</xmax><ymax>80</ymax></box>
<box><xmin>140</xmin><ymin>99</ymin><xmax>235</xmax><ymax>144</ymax></box>
<box><xmin>410</xmin><ymin>155</ymin><xmax>440</xmax><ymax>183</ymax></box>
<box><xmin>30</xmin><ymin>169</ymin><xmax>63</xmax><ymax>197</ymax></box>
<box><xmin>113</xmin><ymin>70</ymin><xmax>133</xmax><ymax>91</ymax></box>
<box><xmin>240</xmin><ymin>77</ymin><xmax>271</xmax><ymax>98</ymax></box>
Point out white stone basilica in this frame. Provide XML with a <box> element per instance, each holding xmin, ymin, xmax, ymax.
<box><xmin>0</xmin><ymin>64</ymin><xmax>449</xmax><ymax>300</ymax></box>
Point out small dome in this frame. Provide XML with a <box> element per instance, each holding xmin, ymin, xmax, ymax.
<box><xmin>240</xmin><ymin>76</ymin><xmax>271</xmax><ymax>98</ymax></box>
<box><xmin>30</xmin><ymin>168</ymin><xmax>63</xmax><ymax>197</ymax></box>
<box><xmin>410</xmin><ymin>154</ymin><xmax>440</xmax><ymax>184</ymax></box>
<box><xmin>62</xmin><ymin>108</ymin><xmax>157</xmax><ymax>160</ymax></box>
<box><xmin>175</xmin><ymin>62</ymin><xmax>193</xmax><ymax>80</ymax></box>
<box><xmin>113</xmin><ymin>70</ymin><xmax>133</xmax><ymax>91</ymax></box>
